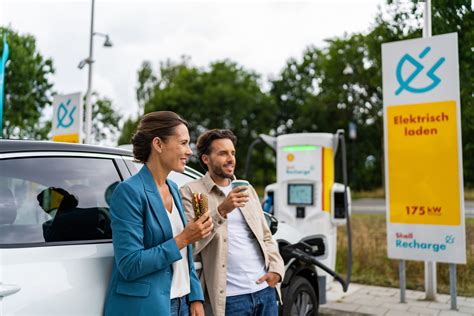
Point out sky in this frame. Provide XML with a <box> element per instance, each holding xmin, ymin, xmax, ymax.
<box><xmin>1</xmin><ymin>0</ymin><xmax>384</xmax><ymax>125</ymax></box>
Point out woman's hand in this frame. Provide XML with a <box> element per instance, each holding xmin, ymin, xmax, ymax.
<box><xmin>175</xmin><ymin>212</ymin><xmax>213</xmax><ymax>249</ymax></box>
<box><xmin>190</xmin><ymin>301</ymin><xmax>205</xmax><ymax>316</ymax></box>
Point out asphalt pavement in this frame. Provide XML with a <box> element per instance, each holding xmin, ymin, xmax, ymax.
<box><xmin>352</xmin><ymin>199</ymin><xmax>474</xmax><ymax>218</ymax></box>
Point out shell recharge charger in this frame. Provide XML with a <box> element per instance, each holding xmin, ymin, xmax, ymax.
<box><xmin>245</xmin><ymin>130</ymin><xmax>352</xmax><ymax>308</ymax></box>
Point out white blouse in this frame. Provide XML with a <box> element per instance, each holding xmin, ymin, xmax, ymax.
<box><xmin>166</xmin><ymin>200</ymin><xmax>190</xmax><ymax>299</ymax></box>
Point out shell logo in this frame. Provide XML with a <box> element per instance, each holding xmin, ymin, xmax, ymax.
<box><xmin>287</xmin><ymin>153</ymin><xmax>294</xmax><ymax>162</ymax></box>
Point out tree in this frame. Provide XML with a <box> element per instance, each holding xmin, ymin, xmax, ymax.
<box><xmin>87</xmin><ymin>92</ymin><xmax>121</xmax><ymax>144</ymax></box>
<box><xmin>429</xmin><ymin>0</ymin><xmax>474</xmax><ymax>186</ymax></box>
<box><xmin>270</xmin><ymin>0</ymin><xmax>473</xmax><ymax>190</ymax></box>
<box><xmin>0</xmin><ymin>27</ymin><xmax>55</xmax><ymax>139</ymax></box>
<box><xmin>120</xmin><ymin>57</ymin><xmax>277</xmax><ymax>186</ymax></box>
<box><xmin>117</xmin><ymin>118</ymin><xmax>139</xmax><ymax>145</ymax></box>
<box><xmin>136</xmin><ymin>61</ymin><xmax>157</xmax><ymax>117</ymax></box>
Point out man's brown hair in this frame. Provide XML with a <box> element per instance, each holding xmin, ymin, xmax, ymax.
<box><xmin>196</xmin><ymin>129</ymin><xmax>237</xmax><ymax>170</ymax></box>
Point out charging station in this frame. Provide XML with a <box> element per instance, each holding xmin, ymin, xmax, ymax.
<box><xmin>246</xmin><ymin>130</ymin><xmax>352</xmax><ymax>314</ymax></box>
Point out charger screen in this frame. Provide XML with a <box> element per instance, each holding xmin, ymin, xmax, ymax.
<box><xmin>288</xmin><ymin>184</ymin><xmax>314</xmax><ymax>205</ymax></box>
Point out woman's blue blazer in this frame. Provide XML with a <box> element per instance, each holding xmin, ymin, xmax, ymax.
<box><xmin>104</xmin><ymin>165</ymin><xmax>204</xmax><ymax>315</ymax></box>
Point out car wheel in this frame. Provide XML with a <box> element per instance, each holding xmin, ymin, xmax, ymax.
<box><xmin>282</xmin><ymin>276</ymin><xmax>318</xmax><ymax>316</ymax></box>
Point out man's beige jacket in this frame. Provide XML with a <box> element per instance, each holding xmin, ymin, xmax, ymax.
<box><xmin>180</xmin><ymin>172</ymin><xmax>285</xmax><ymax>316</ymax></box>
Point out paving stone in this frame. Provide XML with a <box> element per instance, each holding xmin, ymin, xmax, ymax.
<box><xmin>459</xmin><ymin>301</ymin><xmax>474</xmax><ymax>308</ymax></box>
<box><xmin>319</xmin><ymin>307</ymin><xmax>372</xmax><ymax>315</ymax></box>
<box><xmin>324</xmin><ymin>283</ymin><xmax>472</xmax><ymax>316</ymax></box>
<box><xmin>356</xmin><ymin>305</ymin><xmax>389</xmax><ymax>315</ymax></box>
<box><xmin>405</xmin><ymin>291</ymin><xmax>429</xmax><ymax>300</ymax></box>
<box><xmin>457</xmin><ymin>306</ymin><xmax>474</xmax><ymax>315</ymax></box>
<box><xmin>439</xmin><ymin>310</ymin><xmax>473</xmax><ymax>316</ymax></box>
<box><xmin>429</xmin><ymin>302</ymin><xmax>452</xmax><ymax>310</ymax></box>
<box><xmin>458</xmin><ymin>302</ymin><xmax>474</xmax><ymax>310</ymax></box>
<box><xmin>380</xmin><ymin>302</ymin><xmax>411</xmax><ymax>311</ymax></box>
<box><xmin>369</xmin><ymin>290</ymin><xmax>398</xmax><ymax>297</ymax></box>
<box><xmin>408</xmin><ymin>300</ymin><xmax>436</xmax><ymax>307</ymax></box>
<box><xmin>407</xmin><ymin>306</ymin><xmax>440</xmax><ymax>315</ymax></box>
<box><xmin>344</xmin><ymin>295</ymin><xmax>373</xmax><ymax>303</ymax></box>
<box><xmin>436</xmin><ymin>295</ymin><xmax>452</xmax><ymax>304</ymax></box>
<box><xmin>385</xmin><ymin>311</ymin><xmax>418</xmax><ymax>316</ymax></box>
<box><xmin>326</xmin><ymin>302</ymin><xmax>361</xmax><ymax>312</ymax></box>
<box><xmin>354</xmin><ymin>297</ymin><xmax>385</xmax><ymax>307</ymax></box>
<box><xmin>374</xmin><ymin>296</ymin><xmax>402</xmax><ymax>304</ymax></box>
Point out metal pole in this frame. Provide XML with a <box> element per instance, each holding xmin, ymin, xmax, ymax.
<box><xmin>84</xmin><ymin>0</ymin><xmax>95</xmax><ymax>144</ymax></box>
<box><xmin>423</xmin><ymin>0</ymin><xmax>432</xmax><ymax>37</ymax></box>
<box><xmin>424</xmin><ymin>261</ymin><xmax>437</xmax><ymax>300</ymax></box>
<box><xmin>422</xmin><ymin>0</ymin><xmax>437</xmax><ymax>301</ymax></box>
<box><xmin>399</xmin><ymin>260</ymin><xmax>406</xmax><ymax>303</ymax></box>
<box><xmin>449</xmin><ymin>264</ymin><xmax>457</xmax><ymax>310</ymax></box>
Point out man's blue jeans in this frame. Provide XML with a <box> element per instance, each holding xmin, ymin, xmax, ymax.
<box><xmin>225</xmin><ymin>286</ymin><xmax>278</xmax><ymax>316</ymax></box>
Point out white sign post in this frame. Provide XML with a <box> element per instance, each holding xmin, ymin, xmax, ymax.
<box><xmin>51</xmin><ymin>93</ymin><xmax>83</xmax><ymax>143</ymax></box>
<box><xmin>382</xmin><ymin>33</ymin><xmax>466</xmax><ymax>306</ymax></box>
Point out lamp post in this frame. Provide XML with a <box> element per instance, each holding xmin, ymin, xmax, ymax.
<box><xmin>78</xmin><ymin>0</ymin><xmax>112</xmax><ymax>144</ymax></box>
<box><xmin>348</xmin><ymin>122</ymin><xmax>357</xmax><ymax>188</ymax></box>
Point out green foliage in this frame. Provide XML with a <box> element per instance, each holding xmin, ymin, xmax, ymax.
<box><xmin>428</xmin><ymin>0</ymin><xmax>474</xmax><ymax>186</ymax></box>
<box><xmin>87</xmin><ymin>92</ymin><xmax>121</xmax><ymax>143</ymax></box>
<box><xmin>337</xmin><ymin>214</ymin><xmax>474</xmax><ymax>296</ymax></box>
<box><xmin>136</xmin><ymin>61</ymin><xmax>157</xmax><ymax>116</ymax></box>
<box><xmin>123</xmin><ymin>57</ymin><xmax>276</xmax><ymax>185</ymax></box>
<box><xmin>121</xmin><ymin>0</ymin><xmax>472</xmax><ymax>189</ymax></box>
<box><xmin>0</xmin><ymin>27</ymin><xmax>120</xmax><ymax>144</ymax></box>
<box><xmin>270</xmin><ymin>0</ymin><xmax>473</xmax><ymax>189</ymax></box>
<box><xmin>118</xmin><ymin>117</ymin><xmax>139</xmax><ymax>145</ymax></box>
<box><xmin>0</xmin><ymin>27</ymin><xmax>55</xmax><ymax>139</ymax></box>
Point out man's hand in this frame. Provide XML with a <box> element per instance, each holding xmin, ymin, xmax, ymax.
<box><xmin>217</xmin><ymin>187</ymin><xmax>249</xmax><ymax>217</ymax></box>
<box><xmin>190</xmin><ymin>301</ymin><xmax>205</xmax><ymax>316</ymax></box>
<box><xmin>256</xmin><ymin>272</ymin><xmax>281</xmax><ymax>288</ymax></box>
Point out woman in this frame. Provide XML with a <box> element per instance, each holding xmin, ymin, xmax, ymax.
<box><xmin>104</xmin><ymin>111</ymin><xmax>213</xmax><ymax>316</ymax></box>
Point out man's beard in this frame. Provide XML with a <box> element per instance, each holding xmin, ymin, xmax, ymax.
<box><xmin>210</xmin><ymin>162</ymin><xmax>234</xmax><ymax>180</ymax></box>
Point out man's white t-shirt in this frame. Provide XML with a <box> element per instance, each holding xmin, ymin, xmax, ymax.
<box><xmin>217</xmin><ymin>183</ymin><xmax>268</xmax><ymax>297</ymax></box>
<box><xmin>166</xmin><ymin>200</ymin><xmax>190</xmax><ymax>299</ymax></box>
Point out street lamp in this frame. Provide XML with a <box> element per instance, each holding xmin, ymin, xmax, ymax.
<box><xmin>348</xmin><ymin>122</ymin><xmax>357</xmax><ymax>188</ymax></box>
<box><xmin>78</xmin><ymin>0</ymin><xmax>112</xmax><ymax>144</ymax></box>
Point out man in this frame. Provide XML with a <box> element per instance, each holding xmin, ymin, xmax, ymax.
<box><xmin>181</xmin><ymin>129</ymin><xmax>284</xmax><ymax>316</ymax></box>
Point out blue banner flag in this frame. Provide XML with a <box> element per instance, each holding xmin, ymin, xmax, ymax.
<box><xmin>0</xmin><ymin>34</ymin><xmax>10</xmax><ymax>137</ymax></box>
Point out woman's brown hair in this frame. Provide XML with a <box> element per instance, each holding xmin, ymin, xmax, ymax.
<box><xmin>131</xmin><ymin>111</ymin><xmax>188</xmax><ymax>163</ymax></box>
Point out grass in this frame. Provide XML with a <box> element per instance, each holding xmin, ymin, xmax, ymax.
<box><xmin>335</xmin><ymin>214</ymin><xmax>474</xmax><ymax>297</ymax></box>
<box><xmin>352</xmin><ymin>188</ymin><xmax>474</xmax><ymax>200</ymax></box>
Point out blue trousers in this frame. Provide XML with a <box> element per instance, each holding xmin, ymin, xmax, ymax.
<box><xmin>225</xmin><ymin>286</ymin><xmax>278</xmax><ymax>316</ymax></box>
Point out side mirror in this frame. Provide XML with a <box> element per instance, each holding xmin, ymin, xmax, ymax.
<box><xmin>264</xmin><ymin>212</ymin><xmax>278</xmax><ymax>235</ymax></box>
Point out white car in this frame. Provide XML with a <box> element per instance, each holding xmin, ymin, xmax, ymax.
<box><xmin>0</xmin><ymin>140</ymin><xmax>322</xmax><ymax>315</ymax></box>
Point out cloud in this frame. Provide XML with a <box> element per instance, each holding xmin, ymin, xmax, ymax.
<box><xmin>4</xmin><ymin>0</ymin><xmax>382</xmax><ymax>124</ymax></box>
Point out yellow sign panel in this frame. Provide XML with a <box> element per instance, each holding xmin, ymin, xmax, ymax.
<box><xmin>322</xmin><ymin>147</ymin><xmax>334</xmax><ymax>212</ymax></box>
<box><xmin>52</xmin><ymin>133</ymin><xmax>80</xmax><ymax>143</ymax></box>
<box><xmin>387</xmin><ymin>100</ymin><xmax>460</xmax><ymax>225</ymax></box>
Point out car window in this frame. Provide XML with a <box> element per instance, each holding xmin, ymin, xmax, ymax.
<box><xmin>0</xmin><ymin>157</ymin><xmax>121</xmax><ymax>245</ymax></box>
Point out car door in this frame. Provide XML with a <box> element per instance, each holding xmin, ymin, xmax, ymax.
<box><xmin>0</xmin><ymin>152</ymin><xmax>128</xmax><ymax>315</ymax></box>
